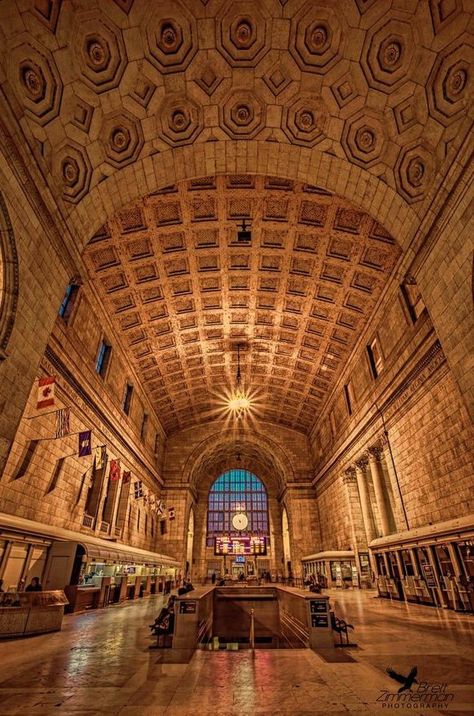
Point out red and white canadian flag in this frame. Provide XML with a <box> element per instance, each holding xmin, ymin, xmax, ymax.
<box><xmin>37</xmin><ymin>376</ymin><xmax>56</xmax><ymax>409</ymax></box>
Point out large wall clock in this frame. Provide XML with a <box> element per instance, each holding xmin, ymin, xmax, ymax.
<box><xmin>232</xmin><ymin>512</ymin><xmax>249</xmax><ymax>531</ymax></box>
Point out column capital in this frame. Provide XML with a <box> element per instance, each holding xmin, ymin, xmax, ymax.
<box><xmin>374</xmin><ymin>432</ymin><xmax>389</xmax><ymax>449</ymax></box>
<box><xmin>355</xmin><ymin>455</ymin><xmax>369</xmax><ymax>471</ymax></box>
<box><xmin>368</xmin><ymin>446</ymin><xmax>383</xmax><ymax>462</ymax></box>
<box><xmin>342</xmin><ymin>466</ymin><xmax>357</xmax><ymax>484</ymax></box>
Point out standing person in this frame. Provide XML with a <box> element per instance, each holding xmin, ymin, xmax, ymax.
<box><xmin>185</xmin><ymin>579</ymin><xmax>194</xmax><ymax>592</ymax></box>
<box><xmin>25</xmin><ymin>577</ymin><xmax>42</xmax><ymax>592</ymax></box>
<box><xmin>211</xmin><ymin>572</ymin><xmax>216</xmax><ymax>585</ymax></box>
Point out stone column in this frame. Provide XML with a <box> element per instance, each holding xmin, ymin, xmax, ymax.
<box><xmin>379</xmin><ymin>434</ymin><xmax>408</xmax><ymax>532</ymax></box>
<box><xmin>355</xmin><ymin>456</ymin><xmax>376</xmax><ymax>543</ymax></box>
<box><xmin>368</xmin><ymin>447</ymin><xmax>391</xmax><ymax>537</ymax></box>
<box><xmin>342</xmin><ymin>467</ymin><xmax>363</xmax><ymax>582</ymax></box>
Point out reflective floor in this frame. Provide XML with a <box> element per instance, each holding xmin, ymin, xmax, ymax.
<box><xmin>0</xmin><ymin>589</ymin><xmax>472</xmax><ymax>715</ymax></box>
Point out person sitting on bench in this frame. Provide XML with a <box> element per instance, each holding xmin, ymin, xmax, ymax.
<box><xmin>149</xmin><ymin>595</ymin><xmax>176</xmax><ymax>638</ymax></box>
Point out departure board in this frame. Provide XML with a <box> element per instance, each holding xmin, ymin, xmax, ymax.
<box><xmin>214</xmin><ymin>536</ymin><xmax>267</xmax><ymax>555</ymax></box>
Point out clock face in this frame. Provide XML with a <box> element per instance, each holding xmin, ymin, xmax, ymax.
<box><xmin>232</xmin><ymin>512</ymin><xmax>249</xmax><ymax>531</ymax></box>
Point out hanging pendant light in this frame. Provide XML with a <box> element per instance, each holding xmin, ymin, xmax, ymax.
<box><xmin>227</xmin><ymin>344</ymin><xmax>251</xmax><ymax>417</ymax></box>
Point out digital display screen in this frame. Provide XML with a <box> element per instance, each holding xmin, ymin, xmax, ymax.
<box><xmin>215</xmin><ymin>536</ymin><xmax>267</xmax><ymax>555</ymax></box>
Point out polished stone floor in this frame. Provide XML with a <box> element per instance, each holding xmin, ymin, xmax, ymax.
<box><xmin>0</xmin><ymin>589</ymin><xmax>472</xmax><ymax>715</ymax></box>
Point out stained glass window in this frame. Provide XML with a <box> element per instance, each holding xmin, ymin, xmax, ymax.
<box><xmin>207</xmin><ymin>469</ymin><xmax>268</xmax><ymax>535</ymax></box>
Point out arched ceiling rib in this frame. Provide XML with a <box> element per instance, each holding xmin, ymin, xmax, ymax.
<box><xmin>83</xmin><ymin>175</ymin><xmax>401</xmax><ymax>433</ymax></box>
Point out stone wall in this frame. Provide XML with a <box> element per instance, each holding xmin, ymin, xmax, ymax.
<box><xmin>0</xmin><ymin>281</ymin><xmax>168</xmax><ymax>553</ymax></box>
<box><xmin>310</xmin><ymin>269</ymin><xmax>474</xmax><ymax>555</ymax></box>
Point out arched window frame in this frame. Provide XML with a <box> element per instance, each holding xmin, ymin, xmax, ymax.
<box><xmin>207</xmin><ymin>469</ymin><xmax>269</xmax><ymax>535</ymax></box>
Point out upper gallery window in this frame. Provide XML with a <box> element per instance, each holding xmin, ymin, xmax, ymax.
<box><xmin>343</xmin><ymin>380</ymin><xmax>355</xmax><ymax>415</ymax></box>
<box><xmin>367</xmin><ymin>337</ymin><xmax>383</xmax><ymax>379</ymax></box>
<box><xmin>122</xmin><ymin>382</ymin><xmax>133</xmax><ymax>415</ymax></box>
<box><xmin>58</xmin><ymin>283</ymin><xmax>79</xmax><ymax>322</ymax></box>
<box><xmin>401</xmin><ymin>278</ymin><xmax>426</xmax><ymax>323</ymax></box>
<box><xmin>140</xmin><ymin>412</ymin><xmax>148</xmax><ymax>441</ymax></box>
<box><xmin>96</xmin><ymin>339</ymin><xmax>111</xmax><ymax>378</ymax></box>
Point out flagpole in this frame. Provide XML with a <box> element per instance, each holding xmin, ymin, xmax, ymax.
<box><xmin>26</xmin><ymin>409</ymin><xmax>61</xmax><ymax>419</ymax></box>
<box><xmin>34</xmin><ymin>430</ymin><xmax>88</xmax><ymax>442</ymax></box>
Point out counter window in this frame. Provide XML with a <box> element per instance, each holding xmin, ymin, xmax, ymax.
<box><xmin>2</xmin><ymin>543</ymin><xmax>28</xmax><ymax>590</ymax></box>
<box><xmin>457</xmin><ymin>543</ymin><xmax>474</xmax><ymax>578</ymax></box>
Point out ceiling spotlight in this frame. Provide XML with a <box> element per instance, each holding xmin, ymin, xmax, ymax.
<box><xmin>237</xmin><ymin>218</ymin><xmax>251</xmax><ymax>243</ymax></box>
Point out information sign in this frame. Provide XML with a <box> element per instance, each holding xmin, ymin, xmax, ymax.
<box><xmin>311</xmin><ymin>614</ymin><xmax>329</xmax><ymax>628</ymax></box>
<box><xmin>310</xmin><ymin>599</ymin><xmax>327</xmax><ymax>614</ymax></box>
<box><xmin>179</xmin><ymin>601</ymin><xmax>197</xmax><ymax>614</ymax></box>
<box><xmin>420</xmin><ymin>560</ymin><xmax>437</xmax><ymax>588</ymax></box>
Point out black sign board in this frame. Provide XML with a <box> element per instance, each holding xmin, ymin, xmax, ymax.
<box><xmin>420</xmin><ymin>560</ymin><xmax>437</xmax><ymax>588</ymax></box>
<box><xmin>310</xmin><ymin>599</ymin><xmax>327</xmax><ymax>614</ymax></box>
<box><xmin>311</xmin><ymin>614</ymin><xmax>329</xmax><ymax>628</ymax></box>
<box><xmin>179</xmin><ymin>600</ymin><xmax>196</xmax><ymax>614</ymax></box>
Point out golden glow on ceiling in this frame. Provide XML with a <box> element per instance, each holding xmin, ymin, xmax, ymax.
<box><xmin>227</xmin><ymin>390</ymin><xmax>252</xmax><ymax>415</ymax></box>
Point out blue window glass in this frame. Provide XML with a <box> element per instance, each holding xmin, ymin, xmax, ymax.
<box><xmin>207</xmin><ymin>469</ymin><xmax>268</xmax><ymax>535</ymax></box>
<box><xmin>58</xmin><ymin>284</ymin><xmax>79</xmax><ymax>322</ymax></box>
<box><xmin>96</xmin><ymin>340</ymin><xmax>111</xmax><ymax>377</ymax></box>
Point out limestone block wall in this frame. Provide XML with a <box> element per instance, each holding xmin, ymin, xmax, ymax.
<box><xmin>388</xmin><ymin>369</ymin><xmax>474</xmax><ymax>528</ymax></box>
<box><xmin>316</xmin><ymin>478</ymin><xmax>352</xmax><ymax>552</ymax></box>
<box><xmin>0</xmin><ymin>159</ymin><xmax>70</xmax><ymax>476</ymax></box>
<box><xmin>282</xmin><ymin>488</ymin><xmax>321</xmax><ymax>574</ymax></box>
<box><xmin>416</xmin><ymin>170</ymin><xmax>474</xmax><ymax>422</ymax></box>
<box><xmin>310</xmin><ymin>277</ymin><xmax>474</xmax><ymax>553</ymax></box>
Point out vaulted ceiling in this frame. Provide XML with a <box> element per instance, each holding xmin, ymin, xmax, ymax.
<box><xmin>83</xmin><ymin>175</ymin><xmax>400</xmax><ymax>433</ymax></box>
<box><xmin>0</xmin><ymin>0</ymin><xmax>471</xmax><ymax>215</ymax></box>
<box><xmin>0</xmin><ymin>0</ymin><xmax>471</xmax><ymax>436</ymax></box>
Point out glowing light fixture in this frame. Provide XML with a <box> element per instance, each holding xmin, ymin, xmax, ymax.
<box><xmin>227</xmin><ymin>344</ymin><xmax>252</xmax><ymax>418</ymax></box>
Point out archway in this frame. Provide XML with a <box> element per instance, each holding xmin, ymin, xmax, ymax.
<box><xmin>205</xmin><ymin>468</ymin><xmax>270</xmax><ymax>582</ymax></box>
<box><xmin>0</xmin><ymin>192</ymin><xmax>18</xmax><ymax>360</ymax></box>
<box><xmin>282</xmin><ymin>507</ymin><xmax>292</xmax><ymax>579</ymax></box>
<box><xmin>185</xmin><ymin>507</ymin><xmax>194</xmax><ymax>578</ymax></box>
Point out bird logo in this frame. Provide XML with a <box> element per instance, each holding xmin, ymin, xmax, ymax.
<box><xmin>386</xmin><ymin>666</ymin><xmax>418</xmax><ymax>693</ymax></box>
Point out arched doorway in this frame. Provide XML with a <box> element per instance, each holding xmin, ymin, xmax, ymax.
<box><xmin>206</xmin><ymin>468</ymin><xmax>269</xmax><ymax>581</ymax></box>
<box><xmin>185</xmin><ymin>508</ymin><xmax>194</xmax><ymax>578</ymax></box>
<box><xmin>282</xmin><ymin>507</ymin><xmax>292</xmax><ymax>579</ymax></box>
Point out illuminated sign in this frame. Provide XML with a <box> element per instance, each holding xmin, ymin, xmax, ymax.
<box><xmin>215</xmin><ymin>536</ymin><xmax>267</xmax><ymax>555</ymax></box>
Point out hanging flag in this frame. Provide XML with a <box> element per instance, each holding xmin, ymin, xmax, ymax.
<box><xmin>109</xmin><ymin>459</ymin><xmax>121</xmax><ymax>482</ymax></box>
<box><xmin>168</xmin><ymin>507</ymin><xmax>175</xmax><ymax>521</ymax></box>
<box><xmin>37</xmin><ymin>376</ymin><xmax>56</xmax><ymax>409</ymax></box>
<box><xmin>78</xmin><ymin>430</ymin><xmax>92</xmax><ymax>457</ymax></box>
<box><xmin>156</xmin><ymin>498</ymin><xmax>165</xmax><ymax>516</ymax></box>
<box><xmin>94</xmin><ymin>446</ymin><xmax>105</xmax><ymax>470</ymax></box>
<box><xmin>134</xmin><ymin>480</ymin><xmax>143</xmax><ymax>499</ymax></box>
<box><xmin>122</xmin><ymin>470</ymin><xmax>131</xmax><ymax>484</ymax></box>
<box><xmin>55</xmin><ymin>408</ymin><xmax>70</xmax><ymax>438</ymax></box>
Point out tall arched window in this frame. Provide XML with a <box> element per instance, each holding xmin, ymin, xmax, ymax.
<box><xmin>207</xmin><ymin>469</ymin><xmax>268</xmax><ymax>535</ymax></box>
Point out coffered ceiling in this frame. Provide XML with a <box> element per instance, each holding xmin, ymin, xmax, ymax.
<box><xmin>0</xmin><ymin>0</ymin><xmax>471</xmax><ymax>215</ymax></box>
<box><xmin>83</xmin><ymin>175</ymin><xmax>400</xmax><ymax>433</ymax></box>
<box><xmin>0</xmin><ymin>0</ymin><xmax>471</xmax><ymax>435</ymax></box>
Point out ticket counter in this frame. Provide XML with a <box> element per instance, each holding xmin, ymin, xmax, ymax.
<box><xmin>371</xmin><ymin>515</ymin><xmax>474</xmax><ymax>612</ymax></box>
<box><xmin>302</xmin><ymin>551</ymin><xmax>367</xmax><ymax>588</ymax></box>
<box><xmin>0</xmin><ymin>590</ymin><xmax>68</xmax><ymax>637</ymax></box>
